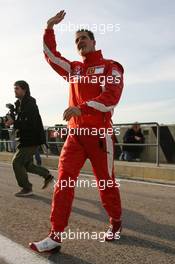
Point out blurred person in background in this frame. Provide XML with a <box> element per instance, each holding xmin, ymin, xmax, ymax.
<box><xmin>6</xmin><ymin>80</ymin><xmax>54</xmax><ymax>197</ymax></box>
<box><xmin>120</xmin><ymin>123</ymin><xmax>145</xmax><ymax>162</ymax></box>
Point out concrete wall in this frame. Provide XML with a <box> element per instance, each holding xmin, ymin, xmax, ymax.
<box><xmin>0</xmin><ymin>152</ymin><xmax>174</xmax><ymax>183</ymax></box>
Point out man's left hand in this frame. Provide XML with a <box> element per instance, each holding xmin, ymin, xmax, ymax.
<box><xmin>63</xmin><ymin>106</ymin><xmax>81</xmax><ymax>121</ymax></box>
<box><xmin>135</xmin><ymin>136</ymin><xmax>141</xmax><ymax>141</ymax></box>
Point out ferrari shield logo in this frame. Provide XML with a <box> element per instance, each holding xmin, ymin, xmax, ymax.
<box><xmin>86</xmin><ymin>67</ymin><xmax>95</xmax><ymax>75</ymax></box>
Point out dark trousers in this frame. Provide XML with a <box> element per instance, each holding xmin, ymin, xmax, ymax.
<box><xmin>12</xmin><ymin>146</ymin><xmax>50</xmax><ymax>190</ymax></box>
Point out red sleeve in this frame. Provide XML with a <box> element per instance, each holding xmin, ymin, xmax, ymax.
<box><xmin>43</xmin><ymin>29</ymin><xmax>71</xmax><ymax>81</ymax></box>
<box><xmin>79</xmin><ymin>62</ymin><xmax>124</xmax><ymax>115</ymax></box>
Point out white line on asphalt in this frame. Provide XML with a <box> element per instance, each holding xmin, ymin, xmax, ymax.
<box><xmin>0</xmin><ymin>234</ymin><xmax>53</xmax><ymax>264</ymax></box>
<box><xmin>49</xmin><ymin>167</ymin><xmax>175</xmax><ymax>188</ymax></box>
<box><xmin>1</xmin><ymin>162</ymin><xmax>174</xmax><ymax>188</ymax></box>
<box><xmin>77</xmin><ymin>173</ymin><xmax>175</xmax><ymax>188</ymax></box>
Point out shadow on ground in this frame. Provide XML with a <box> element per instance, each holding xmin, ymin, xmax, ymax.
<box><xmin>27</xmin><ymin>194</ymin><xmax>175</xmax><ymax>257</ymax></box>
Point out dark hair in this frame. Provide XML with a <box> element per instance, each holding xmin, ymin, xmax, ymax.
<box><xmin>76</xmin><ymin>29</ymin><xmax>95</xmax><ymax>41</ymax></box>
<box><xmin>14</xmin><ymin>80</ymin><xmax>31</xmax><ymax>96</ymax></box>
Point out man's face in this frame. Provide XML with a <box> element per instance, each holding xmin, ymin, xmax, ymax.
<box><xmin>133</xmin><ymin>125</ymin><xmax>140</xmax><ymax>132</ymax></box>
<box><xmin>75</xmin><ymin>32</ymin><xmax>96</xmax><ymax>56</ymax></box>
<box><xmin>14</xmin><ymin>85</ymin><xmax>26</xmax><ymax>99</ymax></box>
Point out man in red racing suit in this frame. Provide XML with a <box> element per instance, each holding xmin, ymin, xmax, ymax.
<box><xmin>30</xmin><ymin>10</ymin><xmax>124</xmax><ymax>253</ymax></box>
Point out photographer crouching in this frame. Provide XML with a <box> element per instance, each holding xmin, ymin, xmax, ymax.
<box><xmin>5</xmin><ymin>80</ymin><xmax>54</xmax><ymax>197</ymax></box>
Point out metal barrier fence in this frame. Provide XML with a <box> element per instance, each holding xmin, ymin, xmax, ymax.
<box><xmin>0</xmin><ymin>128</ymin><xmax>16</xmax><ymax>152</ymax></box>
<box><xmin>0</xmin><ymin>122</ymin><xmax>160</xmax><ymax>166</ymax></box>
<box><xmin>45</xmin><ymin>122</ymin><xmax>160</xmax><ymax>166</ymax></box>
<box><xmin>113</xmin><ymin>122</ymin><xmax>160</xmax><ymax>166</ymax></box>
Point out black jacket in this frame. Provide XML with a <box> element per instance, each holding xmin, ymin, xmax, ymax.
<box><xmin>0</xmin><ymin>121</ymin><xmax>9</xmax><ymax>140</ymax></box>
<box><xmin>14</xmin><ymin>95</ymin><xmax>46</xmax><ymax>147</ymax></box>
<box><xmin>123</xmin><ymin>128</ymin><xmax>145</xmax><ymax>153</ymax></box>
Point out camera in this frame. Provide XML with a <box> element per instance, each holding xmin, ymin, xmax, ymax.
<box><xmin>4</xmin><ymin>103</ymin><xmax>16</xmax><ymax>122</ymax></box>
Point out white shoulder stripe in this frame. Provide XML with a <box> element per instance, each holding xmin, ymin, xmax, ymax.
<box><xmin>87</xmin><ymin>101</ymin><xmax>116</xmax><ymax>112</ymax></box>
<box><xmin>43</xmin><ymin>43</ymin><xmax>71</xmax><ymax>73</ymax></box>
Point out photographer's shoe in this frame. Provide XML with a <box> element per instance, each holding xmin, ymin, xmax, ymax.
<box><xmin>29</xmin><ymin>231</ymin><xmax>61</xmax><ymax>253</ymax></box>
<box><xmin>42</xmin><ymin>174</ymin><xmax>54</xmax><ymax>189</ymax></box>
<box><xmin>15</xmin><ymin>188</ymin><xmax>33</xmax><ymax>197</ymax></box>
<box><xmin>105</xmin><ymin>219</ymin><xmax>122</xmax><ymax>241</ymax></box>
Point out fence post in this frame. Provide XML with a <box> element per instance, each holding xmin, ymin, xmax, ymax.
<box><xmin>156</xmin><ymin>123</ymin><xmax>160</xmax><ymax>166</ymax></box>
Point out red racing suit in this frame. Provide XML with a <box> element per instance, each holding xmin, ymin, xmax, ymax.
<box><xmin>43</xmin><ymin>29</ymin><xmax>124</xmax><ymax>232</ymax></box>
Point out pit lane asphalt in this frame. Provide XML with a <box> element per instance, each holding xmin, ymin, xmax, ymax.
<box><xmin>0</xmin><ymin>162</ymin><xmax>174</xmax><ymax>264</ymax></box>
